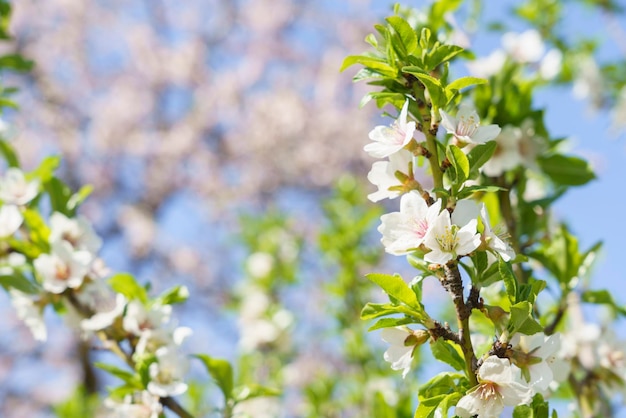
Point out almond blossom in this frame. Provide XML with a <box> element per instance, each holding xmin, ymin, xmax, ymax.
<box><xmin>479</xmin><ymin>205</ymin><xmax>515</xmax><ymax>262</ymax></box>
<box><xmin>481</xmin><ymin>126</ymin><xmax>523</xmax><ymax>177</ymax></box>
<box><xmin>49</xmin><ymin>212</ymin><xmax>102</xmax><ymax>255</ymax></box>
<box><xmin>367</xmin><ymin>149</ymin><xmax>414</xmax><ymax>202</ymax></box>
<box><xmin>147</xmin><ymin>346</ymin><xmax>189</xmax><ymax>397</ymax></box>
<box><xmin>439</xmin><ymin>105</ymin><xmax>501</xmax><ymax>145</ymax></box>
<box><xmin>0</xmin><ymin>204</ymin><xmax>23</xmax><ymax>237</ymax></box>
<box><xmin>378</xmin><ymin>193</ymin><xmax>440</xmax><ymax>255</ymax></box>
<box><xmin>123</xmin><ymin>300</ymin><xmax>172</xmax><ymax>336</ymax></box>
<box><xmin>381</xmin><ymin>327</ymin><xmax>429</xmax><ymax>378</ymax></box>
<box><xmin>0</xmin><ymin>168</ymin><xmax>39</xmax><ymax>205</ymax></box>
<box><xmin>364</xmin><ymin>99</ymin><xmax>422</xmax><ymax>158</ymax></box>
<box><xmin>104</xmin><ymin>390</ymin><xmax>163</xmax><ymax>418</ymax></box>
<box><xmin>422</xmin><ymin>209</ymin><xmax>481</xmax><ymax>265</ymax></box>
<box><xmin>455</xmin><ymin>356</ymin><xmax>532</xmax><ymax>418</ymax></box>
<box><xmin>509</xmin><ymin>332</ymin><xmax>564</xmax><ymax>395</ymax></box>
<box><xmin>502</xmin><ymin>29</ymin><xmax>545</xmax><ymax>64</ymax></box>
<box><xmin>9</xmin><ymin>289</ymin><xmax>47</xmax><ymax>341</ymax></box>
<box><xmin>34</xmin><ymin>240</ymin><xmax>92</xmax><ymax>293</ymax></box>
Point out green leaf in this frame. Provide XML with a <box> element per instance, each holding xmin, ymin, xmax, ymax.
<box><xmin>368</xmin><ymin>317</ymin><xmax>415</xmax><ymax>331</ymax></box>
<box><xmin>446</xmin><ymin>144</ymin><xmax>469</xmax><ymax>184</ymax></box>
<box><xmin>30</xmin><ymin>155</ymin><xmax>60</xmax><ymax>183</ymax></box>
<box><xmin>425</xmin><ymin>45</ymin><xmax>464</xmax><ymax>71</ymax></box>
<box><xmin>194</xmin><ymin>354</ymin><xmax>234</xmax><ymax>401</ymax></box>
<box><xmin>94</xmin><ymin>362</ymin><xmax>141</xmax><ymax>387</ymax></box>
<box><xmin>498</xmin><ymin>257</ymin><xmax>517</xmax><ymax>304</ymax></box>
<box><xmin>513</xmin><ymin>404</ymin><xmax>533</xmax><ymax>418</ymax></box>
<box><xmin>467</xmin><ymin>141</ymin><xmax>497</xmax><ymax>173</ymax></box>
<box><xmin>361</xmin><ymin>302</ymin><xmax>415</xmax><ymax>320</ymax></box>
<box><xmin>0</xmin><ymin>54</ymin><xmax>34</xmax><ymax>72</ymax></box>
<box><xmin>0</xmin><ymin>139</ymin><xmax>19</xmax><ymax>167</ymax></box>
<box><xmin>446</xmin><ymin>76</ymin><xmax>487</xmax><ymax>92</ymax></box>
<box><xmin>537</xmin><ymin>154</ymin><xmax>595</xmax><ymax>186</ymax></box>
<box><xmin>340</xmin><ymin>55</ymin><xmax>397</xmax><ymax>78</ymax></box>
<box><xmin>67</xmin><ymin>185</ymin><xmax>94</xmax><ymax>212</ymax></box>
<box><xmin>233</xmin><ymin>384</ymin><xmax>281</xmax><ymax>402</ymax></box>
<box><xmin>0</xmin><ymin>272</ymin><xmax>40</xmax><ymax>294</ymax></box>
<box><xmin>386</xmin><ymin>16</ymin><xmax>417</xmax><ymax>55</ymax></box>
<box><xmin>366</xmin><ymin>273</ymin><xmax>422</xmax><ymax>311</ymax></box>
<box><xmin>108</xmin><ymin>273</ymin><xmax>148</xmax><ymax>303</ymax></box>
<box><xmin>21</xmin><ymin>208</ymin><xmax>50</xmax><ymax>252</ymax></box>
<box><xmin>402</xmin><ymin>69</ymin><xmax>445</xmax><ymax>108</ymax></box>
<box><xmin>156</xmin><ymin>285</ymin><xmax>189</xmax><ymax>306</ymax></box>
<box><xmin>581</xmin><ymin>289</ymin><xmax>626</xmax><ymax>316</ymax></box>
<box><xmin>508</xmin><ymin>301</ymin><xmax>543</xmax><ymax>335</ymax></box>
<box><xmin>44</xmin><ymin>177</ymin><xmax>73</xmax><ymax>216</ymax></box>
<box><xmin>429</xmin><ymin>338</ymin><xmax>465</xmax><ymax>371</ymax></box>
<box><xmin>413</xmin><ymin>73</ymin><xmax>445</xmax><ymax>109</ymax></box>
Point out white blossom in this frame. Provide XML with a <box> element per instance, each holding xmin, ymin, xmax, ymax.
<box><xmin>509</xmin><ymin>332</ymin><xmax>563</xmax><ymax>395</ymax></box>
<box><xmin>379</xmin><ymin>193</ymin><xmax>440</xmax><ymax>255</ymax></box>
<box><xmin>466</xmin><ymin>50</ymin><xmax>506</xmax><ymax>78</ymax></box>
<box><xmin>245</xmin><ymin>251</ymin><xmax>274</xmax><ymax>279</ymax></box>
<box><xmin>49</xmin><ymin>212</ymin><xmax>102</xmax><ymax>255</ymax></box>
<box><xmin>147</xmin><ymin>346</ymin><xmax>189</xmax><ymax>397</ymax></box>
<box><xmin>135</xmin><ymin>326</ymin><xmax>193</xmax><ymax>357</ymax></box>
<box><xmin>481</xmin><ymin>126</ymin><xmax>523</xmax><ymax>177</ymax></box>
<box><xmin>480</xmin><ymin>205</ymin><xmax>515</xmax><ymax>262</ymax></box>
<box><xmin>34</xmin><ymin>240</ymin><xmax>92</xmax><ymax>293</ymax></box>
<box><xmin>0</xmin><ymin>205</ymin><xmax>23</xmax><ymax>237</ymax></box>
<box><xmin>381</xmin><ymin>327</ymin><xmax>427</xmax><ymax>378</ymax></box>
<box><xmin>456</xmin><ymin>356</ymin><xmax>532</xmax><ymax>418</ymax></box>
<box><xmin>540</xmin><ymin>49</ymin><xmax>563</xmax><ymax>80</ymax></box>
<box><xmin>0</xmin><ymin>168</ymin><xmax>39</xmax><ymax>205</ymax></box>
<box><xmin>439</xmin><ymin>105</ymin><xmax>501</xmax><ymax>145</ymax></box>
<box><xmin>123</xmin><ymin>300</ymin><xmax>172</xmax><ymax>336</ymax></box>
<box><xmin>104</xmin><ymin>390</ymin><xmax>163</xmax><ymax>418</ymax></box>
<box><xmin>77</xmin><ymin>281</ymin><xmax>127</xmax><ymax>332</ymax></box>
<box><xmin>364</xmin><ymin>100</ymin><xmax>422</xmax><ymax>158</ymax></box>
<box><xmin>502</xmin><ymin>30</ymin><xmax>545</xmax><ymax>64</ymax></box>
<box><xmin>10</xmin><ymin>290</ymin><xmax>47</xmax><ymax>341</ymax></box>
<box><xmin>367</xmin><ymin>149</ymin><xmax>414</xmax><ymax>202</ymax></box>
<box><xmin>423</xmin><ymin>209</ymin><xmax>481</xmax><ymax>265</ymax></box>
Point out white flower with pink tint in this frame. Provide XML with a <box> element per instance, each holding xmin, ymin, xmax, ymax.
<box><xmin>379</xmin><ymin>192</ymin><xmax>440</xmax><ymax>255</ymax></box>
<box><xmin>0</xmin><ymin>168</ymin><xmax>39</xmax><ymax>206</ymax></box>
<box><xmin>423</xmin><ymin>209</ymin><xmax>481</xmax><ymax>265</ymax></box>
<box><xmin>34</xmin><ymin>241</ymin><xmax>92</xmax><ymax>293</ymax></box>
<box><xmin>456</xmin><ymin>356</ymin><xmax>532</xmax><ymax>418</ymax></box>
<box><xmin>364</xmin><ymin>100</ymin><xmax>421</xmax><ymax>158</ymax></box>
<box><xmin>440</xmin><ymin>105</ymin><xmax>501</xmax><ymax>145</ymax></box>
<box><xmin>367</xmin><ymin>149</ymin><xmax>414</xmax><ymax>202</ymax></box>
<box><xmin>49</xmin><ymin>212</ymin><xmax>102</xmax><ymax>255</ymax></box>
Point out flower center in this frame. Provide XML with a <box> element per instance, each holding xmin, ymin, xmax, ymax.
<box><xmin>476</xmin><ymin>382</ymin><xmax>500</xmax><ymax>400</ymax></box>
<box><xmin>435</xmin><ymin>225</ymin><xmax>459</xmax><ymax>252</ymax></box>
<box><xmin>55</xmin><ymin>263</ymin><xmax>71</xmax><ymax>281</ymax></box>
<box><xmin>412</xmin><ymin>218</ymin><xmax>429</xmax><ymax>239</ymax></box>
<box><xmin>457</xmin><ymin>115</ymin><xmax>479</xmax><ymax>138</ymax></box>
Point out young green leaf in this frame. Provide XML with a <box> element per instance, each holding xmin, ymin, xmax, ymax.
<box><xmin>537</xmin><ymin>154</ymin><xmax>595</xmax><ymax>186</ymax></box>
<box><xmin>194</xmin><ymin>354</ymin><xmax>234</xmax><ymax>401</ymax></box>
<box><xmin>386</xmin><ymin>16</ymin><xmax>417</xmax><ymax>56</ymax></box>
<box><xmin>366</xmin><ymin>273</ymin><xmax>422</xmax><ymax>311</ymax></box>
<box><xmin>108</xmin><ymin>273</ymin><xmax>148</xmax><ymax>303</ymax></box>
<box><xmin>446</xmin><ymin>144</ymin><xmax>469</xmax><ymax>184</ymax></box>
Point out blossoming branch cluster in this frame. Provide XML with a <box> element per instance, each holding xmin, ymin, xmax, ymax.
<box><xmin>345</xmin><ymin>5</ymin><xmax>624</xmax><ymax>417</ymax></box>
<box><xmin>0</xmin><ymin>160</ymin><xmax>196</xmax><ymax>416</ymax></box>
